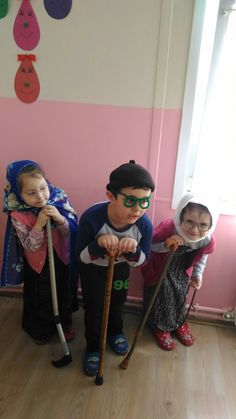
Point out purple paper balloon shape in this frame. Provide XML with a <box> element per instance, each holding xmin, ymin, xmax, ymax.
<box><xmin>13</xmin><ymin>0</ymin><xmax>40</xmax><ymax>51</ymax></box>
<box><xmin>44</xmin><ymin>0</ymin><xmax>72</xmax><ymax>20</ymax></box>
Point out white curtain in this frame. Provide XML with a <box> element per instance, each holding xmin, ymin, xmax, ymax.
<box><xmin>192</xmin><ymin>1</ymin><xmax>236</xmax><ymax>214</ymax></box>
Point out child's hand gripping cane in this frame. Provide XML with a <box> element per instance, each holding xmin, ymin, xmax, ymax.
<box><xmin>164</xmin><ymin>235</ymin><xmax>184</xmax><ymax>251</ymax></box>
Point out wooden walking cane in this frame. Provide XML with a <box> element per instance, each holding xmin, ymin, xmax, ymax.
<box><xmin>95</xmin><ymin>251</ymin><xmax>116</xmax><ymax>386</ymax></box>
<box><xmin>46</xmin><ymin>219</ymin><xmax>72</xmax><ymax>367</ymax></box>
<box><xmin>119</xmin><ymin>248</ymin><xmax>175</xmax><ymax>370</ymax></box>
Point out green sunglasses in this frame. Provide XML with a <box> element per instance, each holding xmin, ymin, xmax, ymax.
<box><xmin>118</xmin><ymin>191</ymin><xmax>151</xmax><ymax>209</ymax></box>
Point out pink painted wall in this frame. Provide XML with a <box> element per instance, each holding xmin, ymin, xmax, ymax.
<box><xmin>0</xmin><ymin>98</ymin><xmax>153</xmax><ymax>211</ymax></box>
<box><xmin>1</xmin><ymin>98</ymin><xmax>236</xmax><ymax>311</ymax></box>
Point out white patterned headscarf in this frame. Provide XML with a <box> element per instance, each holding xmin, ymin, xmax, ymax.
<box><xmin>173</xmin><ymin>192</ymin><xmax>219</xmax><ymax>244</ymax></box>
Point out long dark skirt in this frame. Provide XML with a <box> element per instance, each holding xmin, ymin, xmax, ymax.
<box><xmin>22</xmin><ymin>252</ymin><xmax>74</xmax><ymax>342</ymax></box>
<box><xmin>144</xmin><ymin>247</ymin><xmax>198</xmax><ymax>332</ymax></box>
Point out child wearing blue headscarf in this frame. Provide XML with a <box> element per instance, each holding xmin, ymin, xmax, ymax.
<box><xmin>1</xmin><ymin>160</ymin><xmax>78</xmax><ymax>344</ymax></box>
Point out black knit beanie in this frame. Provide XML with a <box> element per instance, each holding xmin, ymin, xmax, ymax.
<box><xmin>106</xmin><ymin>160</ymin><xmax>155</xmax><ymax>192</ymax></box>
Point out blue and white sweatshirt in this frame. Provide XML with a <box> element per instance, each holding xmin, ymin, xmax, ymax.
<box><xmin>77</xmin><ymin>202</ymin><xmax>153</xmax><ymax>267</ymax></box>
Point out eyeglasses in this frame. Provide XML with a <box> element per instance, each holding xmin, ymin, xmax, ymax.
<box><xmin>118</xmin><ymin>191</ymin><xmax>151</xmax><ymax>209</ymax></box>
<box><xmin>182</xmin><ymin>220</ymin><xmax>211</xmax><ymax>232</ymax></box>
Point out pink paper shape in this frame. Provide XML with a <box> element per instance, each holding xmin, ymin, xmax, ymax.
<box><xmin>13</xmin><ymin>0</ymin><xmax>40</xmax><ymax>51</ymax></box>
<box><xmin>14</xmin><ymin>55</ymin><xmax>40</xmax><ymax>103</ymax></box>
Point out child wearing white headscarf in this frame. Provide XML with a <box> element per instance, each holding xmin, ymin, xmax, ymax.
<box><xmin>141</xmin><ymin>192</ymin><xmax>218</xmax><ymax>350</ymax></box>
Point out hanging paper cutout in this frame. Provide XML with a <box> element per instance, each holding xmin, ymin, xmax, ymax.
<box><xmin>13</xmin><ymin>0</ymin><xmax>40</xmax><ymax>51</ymax></box>
<box><xmin>43</xmin><ymin>0</ymin><xmax>72</xmax><ymax>20</ymax></box>
<box><xmin>14</xmin><ymin>54</ymin><xmax>40</xmax><ymax>104</ymax></box>
<box><xmin>0</xmin><ymin>0</ymin><xmax>8</xmax><ymax>19</ymax></box>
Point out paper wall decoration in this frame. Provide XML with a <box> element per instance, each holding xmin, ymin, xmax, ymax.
<box><xmin>0</xmin><ymin>0</ymin><xmax>8</xmax><ymax>19</ymax></box>
<box><xmin>13</xmin><ymin>0</ymin><xmax>40</xmax><ymax>51</ymax></box>
<box><xmin>14</xmin><ymin>54</ymin><xmax>40</xmax><ymax>103</ymax></box>
<box><xmin>43</xmin><ymin>0</ymin><xmax>72</xmax><ymax>20</ymax></box>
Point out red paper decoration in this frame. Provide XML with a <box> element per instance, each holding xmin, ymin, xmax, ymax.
<box><xmin>14</xmin><ymin>54</ymin><xmax>40</xmax><ymax>103</ymax></box>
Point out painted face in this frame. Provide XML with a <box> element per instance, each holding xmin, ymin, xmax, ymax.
<box><xmin>13</xmin><ymin>0</ymin><xmax>40</xmax><ymax>50</ymax></box>
<box><xmin>180</xmin><ymin>208</ymin><xmax>211</xmax><ymax>241</ymax></box>
<box><xmin>108</xmin><ymin>187</ymin><xmax>151</xmax><ymax>228</ymax></box>
<box><xmin>0</xmin><ymin>0</ymin><xmax>8</xmax><ymax>19</ymax></box>
<box><xmin>43</xmin><ymin>0</ymin><xmax>72</xmax><ymax>19</ymax></box>
<box><xmin>14</xmin><ymin>56</ymin><xmax>40</xmax><ymax>103</ymax></box>
<box><xmin>20</xmin><ymin>175</ymin><xmax>50</xmax><ymax>208</ymax></box>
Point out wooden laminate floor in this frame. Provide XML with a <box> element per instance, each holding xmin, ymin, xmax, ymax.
<box><xmin>0</xmin><ymin>296</ymin><xmax>236</xmax><ymax>419</ymax></box>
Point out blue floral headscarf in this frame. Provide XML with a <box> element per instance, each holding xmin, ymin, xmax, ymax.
<box><xmin>1</xmin><ymin>160</ymin><xmax>78</xmax><ymax>289</ymax></box>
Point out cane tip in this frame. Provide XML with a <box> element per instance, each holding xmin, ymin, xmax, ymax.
<box><xmin>119</xmin><ymin>359</ymin><xmax>129</xmax><ymax>369</ymax></box>
<box><xmin>95</xmin><ymin>375</ymin><xmax>104</xmax><ymax>386</ymax></box>
<box><xmin>51</xmin><ymin>353</ymin><xmax>72</xmax><ymax>368</ymax></box>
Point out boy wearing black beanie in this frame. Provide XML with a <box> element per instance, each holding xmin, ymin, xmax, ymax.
<box><xmin>77</xmin><ymin>160</ymin><xmax>155</xmax><ymax>376</ymax></box>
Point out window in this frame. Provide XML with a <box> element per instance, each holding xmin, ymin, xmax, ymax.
<box><xmin>172</xmin><ymin>0</ymin><xmax>236</xmax><ymax>215</ymax></box>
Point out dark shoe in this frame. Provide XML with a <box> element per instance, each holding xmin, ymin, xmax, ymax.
<box><xmin>108</xmin><ymin>333</ymin><xmax>129</xmax><ymax>355</ymax></box>
<box><xmin>176</xmin><ymin>323</ymin><xmax>195</xmax><ymax>346</ymax></box>
<box><xmin>154</xmin><ymin>329</ymin><xmax>175</xmax><ymax>350</ymax></box>
<box><xmin>83</xmin><ymin>351</ymin><xmax>100</xmax><ymax>376</ymax></box>
<box><xmin>34</xmin><ymin>338</ymin><xmax>49</xmax><ymax>345</ymax></box>
<box><xmin>64</xmin><ymin>326</ymin><xmax>76</xmax><ymax>342</ymax></box>
<box><xmin>33</xmin><ymin>334</ymin><xmax>52</xmax><ymax>345</ymax></box>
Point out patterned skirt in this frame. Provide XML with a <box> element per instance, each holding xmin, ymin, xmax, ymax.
<box><xmin>143</xmin><ymin>247</ymin><xmax>197</xmax><ymax>332</ymax></box>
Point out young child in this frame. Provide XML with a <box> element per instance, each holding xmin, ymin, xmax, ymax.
<box><xmin>1</xmin><ymin>160</ymin><xmax>78</xmax><ymax>344</ymax></box>
<box><xmin>141</xmin><ymin>192</ymin><xmax>218</xmax><ymax>350</ymax></box>
<box><xmin>77</xmin><ymin>160</ymin><xmax>155</xmax><ymax>376</ymax></box>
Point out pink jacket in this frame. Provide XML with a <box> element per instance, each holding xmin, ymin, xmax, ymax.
<box><xmin>11</xmin><ymin>211</ymin><xmax>69</xmax><ymax>274</ymax></box>
<box><xmin>141</xmin><ymin>219</ymin><xmax>216</xmax><ymax>286</ymax></box>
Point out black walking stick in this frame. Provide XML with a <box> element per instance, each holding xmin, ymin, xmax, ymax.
<box><xmin>95</xmin><ymin>251</ymin><xmax>116</xmax><ymax>386</ymax></box>
<box><xmin>120</xmin><ymin>248</ymin><xmax>175</xmax><ymax>370</ymax></box>
<box><xmin>46</xmin><ymin>219</ymin><xmax>72</xmax><ymax>367</ymax></box>
<box><xmin>180</xmin><ymin>283</ymin><xmax>197</xmax><ymax>325</ymax></box>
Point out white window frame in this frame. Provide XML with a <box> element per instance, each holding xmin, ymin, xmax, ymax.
<box><xmin>172</xmin><ymin>0</ymin><xmax>235</xmax><ymax>214</ymax></box>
